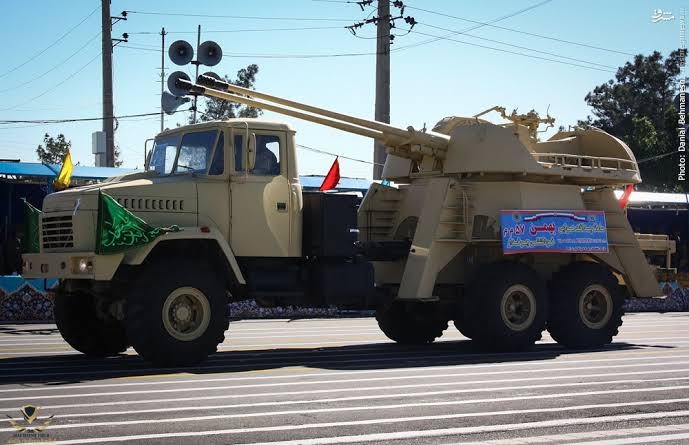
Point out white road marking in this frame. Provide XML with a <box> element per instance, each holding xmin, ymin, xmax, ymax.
<box><xmin>1</xmin><ymin>370</ymin><xmax>688</xmax><ymax>403</ymax></box>
<box><xmin>14</xmin><ymin>410</ymin><xmax>689</xmax><ymax>444</ymax></box>
<box><xmin>3</xmin><ymin>395</ymin><xmax>689</xmax><ymax>433</ymax></box>
<box><xmin>0</xmin><ymin>362</ymin><xmax>687</xmax><ymax>400</ymax></box>
<box><xmin>3</xmin><ymin>350</ymin><xmax>689</xmax><ymax>383</ymax></box>
<box><xmin>2</xmin><ymin>394</ymin><xmax>688</xmax><ymax>428</ymax></box>
<box><xmin>4</xmin><ymin>382</ymin><xmax>688</xmax><ymax>412</ymax></box>
<box><xmin>441</xmin><ymin>423</ymin><xmax>689</xmax><ymax>444</ymax></box>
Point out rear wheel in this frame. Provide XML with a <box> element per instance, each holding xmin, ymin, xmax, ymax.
<box><xmin>126</xmin><ymin>259</ymin><xmax>229</xmax><ymax>366</ymax></box>
<box><xmin>376</xmin><ymin>301</ymin><xmax>447</xmax><ymax>344</ymax></box>
<box><xmin>462</xmin><ymin>262</ymin><xmax>547</xmax><ymax>351</ymax></box>
<box><xmin>54</xmin><ymin>290</ymin><xmax>128</xmax><ymax>357</ymax></box>
<box><xmin>547</xmin><ymin>262</ymin><xmax>624</xmax><ymax>348</ymax></box>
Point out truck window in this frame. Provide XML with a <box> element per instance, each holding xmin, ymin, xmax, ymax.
<box><xmin>175</xmin><ymin>130</ymin><xmax>218</xmax><ymax>174</ymax></box>
<box><xmin>149</xmin><ymin>135</ymin><xmax>181</xmax><ymax>174</ymax></box>
<box><xmin>234</xmin><ymin>133</ymin><xmax>281</xmax><ymax>176</ymax></box>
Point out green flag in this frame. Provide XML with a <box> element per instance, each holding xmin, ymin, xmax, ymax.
<box><xmin>22</xmin><ymin>199</ymin><xmax>41</xmax><ymax>254</ymax></box>
<box><xmin>96</xmin><ymin>191</ymin><xmax>180</xmax><ymax>255</ymax></box>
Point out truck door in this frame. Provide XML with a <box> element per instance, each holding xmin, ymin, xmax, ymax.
<box><xmin>230</xmin><ymin>130</ymin><xmax>292</xmax><ymax>257</ymax></box>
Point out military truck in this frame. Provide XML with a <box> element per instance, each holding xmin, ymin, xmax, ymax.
<box><xmin>22</xmin><ymin>75</ymin><xmax>672</xmax><ymax>366</ymax></box>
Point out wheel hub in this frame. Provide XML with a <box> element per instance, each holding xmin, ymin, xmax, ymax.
<box><xmin>162</xmin><ymin>287</ymin><xmax>211</xmax><ymax>342</ymax></box>
<box><xmin>500</xmin><ymin>285</ymin><xmax>537</xmax><ymax>332</ymax></box>
<box><xmin>579</xmin><ymin>285</ymin><xmax>613</xmax><ymax>329</ymax></box>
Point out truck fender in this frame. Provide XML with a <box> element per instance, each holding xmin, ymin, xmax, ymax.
<box><xmin>122</xmin><ymin>226</ymin><xmax>246</xmax><ymax>285</ymax></box>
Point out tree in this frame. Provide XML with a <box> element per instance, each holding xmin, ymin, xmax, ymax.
<box><xmin>580</xmin><ymin>49</ymin><xmax>686</xmax><ymax>191</ymax></box>
<box><xmin>36</xmin><ymin>132</ymin><xmax>123</xmax><ymax>166</ymax></box>
<box><xmin>36</xmin><ymin>133</ymin><xmax>71</xmax><ymax>164</ymax></box>
<box><xmin>194</xmin><ymin>64</ymin><xmax>263</xmax><ymax>122</ymax></box>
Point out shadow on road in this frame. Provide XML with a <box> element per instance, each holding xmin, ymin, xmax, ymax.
<box><xmin>0</xmin><ymin>338</ymin><xmax>656</xmax><ymax>385</ymax></box>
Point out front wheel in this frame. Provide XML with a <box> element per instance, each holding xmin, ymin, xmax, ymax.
<box><xmin>54</xmin><ymin>290</ymin><xmax>128</xmax><ymax>357</ymax></box>
<box><xmin>376</xmin><ymin>301</ymin><xmax>447</xmax><ymax>344</ymax></box>
<box><xmin>126</xmin><ymin>259</ymin><xmax>229</xmax><ymax>366</ymax></box>
<box><xmin>547</xmin><ymin>262</ymin><xmax>624</xmax><ymax>349</ymax></box>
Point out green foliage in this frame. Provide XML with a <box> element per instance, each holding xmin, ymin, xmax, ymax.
<box><xmin>580</xmin><ymin>50</ymin><xmax>686</xmax><ymax>191</ymax></box>
<box><xmin>36</xmin><ymin>133</ymin><xmax>123</xmax><ymax>166</ymax></box>
<box><xmin>36</xmin><ymin>133</ymin><xmax>70</xmax><ymax>164</ymax></box>
<box><xmin>194</xmin><ymin>64</ymin><xmax>263</xmax><ymax>122</ymax></box>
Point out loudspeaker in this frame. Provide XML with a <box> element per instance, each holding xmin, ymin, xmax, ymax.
<box><xmin>161</xmin><ymin>91</ymin><xmax>191</xmax><ymax>115</ymax></box>
<box><xmin>168</xmin><ymin>40</ymin><xmax>194</xmax><ymax>65</ymax></box>
<box><xmin>201</xmin><ymin>71</ymin><xmax>221</xmax><ymax>81</ymax></box>
<box><xmin>198</xmin><ymin>41</ymin><xmax>222</xmax><ymax>66</ymax></box>
<box><xmin>167</xmin><ymin>71</ymin><xmax>191</xmax><ymax>97</ymax></box>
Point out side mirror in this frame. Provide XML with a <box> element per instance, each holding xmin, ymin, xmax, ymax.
<box><xmin>247</xmin><ymin>133</ymin><xmax>257</xmax><ymax>170</ymax></box>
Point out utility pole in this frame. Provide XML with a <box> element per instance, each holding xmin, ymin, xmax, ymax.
<box><xmin>160</xmin><ymin>27</ymin><xmax>166</xmax><ymax>132</ymax></box>
<box><xmin>373</xmin><ymin>0</ymin><xmax>390</xmax><ymax>180</ymax></box>
<box><xmin>101</xmin><ymin>0</ymin><xmax>114</xmax><ymax>167</ymax></box>
<box><xmin>345</xmin><ymin>1</ymin><xmax>415</xmax><ymax>179</ymax></box>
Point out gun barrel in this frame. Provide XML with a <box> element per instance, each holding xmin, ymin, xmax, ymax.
<box><xmin>194</xmin><ymin>75</ymin><xmax>449</xmax><ymax>150</ymax></box>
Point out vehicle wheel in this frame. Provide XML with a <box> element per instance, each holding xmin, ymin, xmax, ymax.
<box><xmin>126</xmin><ymin>259</ymin><xmax>229</xmax><ymax>367</ymax></box>
<box><xmin>547</xmin><ymin>262</ymin><xmax>624</xmax><ymax>349</ymax></box>
<box><xmin>376</xmin><ymin>301</ymin><xmax>447</xmax><ymax>344</ymax></box>
<box><xmin>462</xmin><ymin>262</ymin><xmax>547</xmax><ymax>351</ymax></box>
<box><xmin>53</xmin><ymin>290</ymin><xmax>128</xmax><ymax>357</ymax></box>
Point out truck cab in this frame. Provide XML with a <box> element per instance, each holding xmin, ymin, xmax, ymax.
<box><xmin>148</xmin><ymin>120</ymin><xmax>303</xmax><ymax>258</ymax></box>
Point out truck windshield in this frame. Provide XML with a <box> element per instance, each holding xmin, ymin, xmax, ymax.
<box><xmin>148</xmin><ymin>130</ymin><xmax>219</xmax><ymax>175</ymax></box>
<box><xmin>148</xmin><ymin>135</ymin><xmax>181</xmax><ymax>174</ymax></box>
<box><xmin>175</xmin><ymin>130</ymin><xmax>218</xmax><ymax>173</ymax></box>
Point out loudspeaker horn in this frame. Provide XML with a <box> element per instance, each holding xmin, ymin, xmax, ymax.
<box><xmin>201</xmin><ymin>71</ymin><xmax>221</xmax><ymax>81</ymax></box>
<box><xmin>167</xmin><ymin>71</ymin><xmax>191</xmax><ymax>97</ymax></box>
<box><xmin>161</xmin><ymin>91</ymin><xmax>191</xmax><ymax>115</ymax></box>
<box><xmin>198</xmin><ymin>41</ymin><xmax>223</xmax><ymax>66</ymax></box>
<box><xmin>168</xmin><ymin>40</ymin><xmax>194</xmax><ymax>66</ymax></box>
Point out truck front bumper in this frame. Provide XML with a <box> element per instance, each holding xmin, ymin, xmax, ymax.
<box><xmin>22</xmin><ymin>252</ymin><xmax>124</xmax><ymax>281</ymax></box>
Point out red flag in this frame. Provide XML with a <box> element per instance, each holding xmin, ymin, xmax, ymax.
<box><xmin>619</xmin><ymin>184</ymin><xmax>634</xmax><ymax>209</ymax></box>
<box><xmin>319</xmin><ymin>157</ymin><xmax>340</xmax><ymax>191</ymax></box>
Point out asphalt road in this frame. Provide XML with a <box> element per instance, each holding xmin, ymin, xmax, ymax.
<box><xmin>0</xmin><ymin>312</ymin><xmax>688</xmax><ymax>445</ymax></box>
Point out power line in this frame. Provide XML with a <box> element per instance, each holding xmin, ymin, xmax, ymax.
<box><xmin>125</xmin><ymin>10</ymin><xmax>353</xmax><ymax>22</ymax></box>
<box><xmin>0</xmin><ymin>32</ymin><xmax>102</xmax><ymax>94</ymax></box>
<box><xmin>297</xmin><ymin>143</ymin><xmax>383</xmax><ymax>166</ymax></box>
<box><xmin>417</xmin><ymin>22</ymin><xmax>616</xmax><ymax>70</ymax></box>
<box><xmin>407</xmin><ymin>28</ymin><xmax>615</xmax><ymax>73</ymax></box>
<box><xmin>0</xmin><ymin>52</ymin><xmax>103</xmax><ymax>112</ymax></box>
<box><xmin>391</xmin><ymin>0</ymin><xmax>553</xmax><ymax>53</ymax></box>
<box><xmin>404</xmin><ymin>3</ymin><xmax>635</xmax><ymax>57</ymax></box>
<box><xmin>128</xmin><ymin>26</ymin><xmax>343</xmax><ymax>35</ymax></box>
<box><xmin>0</xmin><ymin>5</ymin><xmax>100</xmax><ymax>79</ymax></box>
<box><xmin>0</xmin><ymin>109</ymin><xmax>190</xmax><ymax>125</ymax></box>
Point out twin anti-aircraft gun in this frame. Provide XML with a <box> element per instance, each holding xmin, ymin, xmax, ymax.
<box><xmin>21</xmin><ymin>74</ymin><xmax>673</xmax><ymax>366</ymax></box>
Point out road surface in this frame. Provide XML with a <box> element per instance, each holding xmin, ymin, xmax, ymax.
<box><xmin>0</xmin><ymin>312</ymin><xmax>688</xmax><ymax>444</ymax></box>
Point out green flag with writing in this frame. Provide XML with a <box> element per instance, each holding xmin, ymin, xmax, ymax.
<box><xmin>22</xmin><ymin>199</ymin><xmax>41</xmax><ymax>253</ymax></box>
<box><xmin>96</xmin><ymin>191</ymin><xmax>180</xmax><ymax>255</ymax></box>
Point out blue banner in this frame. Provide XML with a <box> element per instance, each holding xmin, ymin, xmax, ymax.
<box><xmin>500</xmin><ymin>210</ymin><xmax>609</xmax><ymax>254</ymax></box>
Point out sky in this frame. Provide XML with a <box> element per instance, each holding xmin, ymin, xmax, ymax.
<box><xmin>0</xmin><ymin>0</ymin><xmax>685</xmax><ymax>180</ymax></box>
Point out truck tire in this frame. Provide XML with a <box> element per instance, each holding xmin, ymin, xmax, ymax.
<box><xmin>125</xmin><ymin>259</ymin><xmax>229</xmax><ymax>367</ymax></box>
<box><xmin>376</xmin><ymin>301</ymin><xmax>447</xmax><ymax>344</ymax></box>
<box><xmin>547</xmin><ymin>262</ymin><xmax>624</xmax><ymax>349</ymax></box>
<box><xmin>54</xmin><ymin>291</ymin><xmax>128</xmax><ymax>357</ymax></box>
<box><xmin>462</xmin><ymin>262</ymin><xmax>547</xmax><ymax>351</ymax></box>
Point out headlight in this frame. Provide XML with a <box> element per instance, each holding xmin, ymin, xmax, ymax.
<box><xmin>71</xmin><ymin>257</ymin><xmax>94</xmax><ymax>274</ymax></box>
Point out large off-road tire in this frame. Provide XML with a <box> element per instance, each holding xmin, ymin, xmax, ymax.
<box><xmin>462</xmin><ymin>262</ymin><xmax>548</xmax><ymax>351</ymax></box>
<box><xmin>376</xmin><ymin>301</ymin><xmax>447</xmax><ymax>344</ymax></box>
<box><xmin>126</xmin><ymin>259</ymin><xmax>229</xmax><ymax>367</ymax></box>
<box><xmin>547</xmin><ymin>262</ymin><xmax>624</xmax><ymax>349</ymax></box>
<box><xmin>54</xmin><ymin>291</ymin><xmax>128</xmax><ymax>357</ymax></box>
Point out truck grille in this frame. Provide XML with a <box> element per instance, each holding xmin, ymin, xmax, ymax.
<box><xmin>42</xmin><ymin>215</ymin><xmax>74</xmax><ymax>249</ymax></box>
